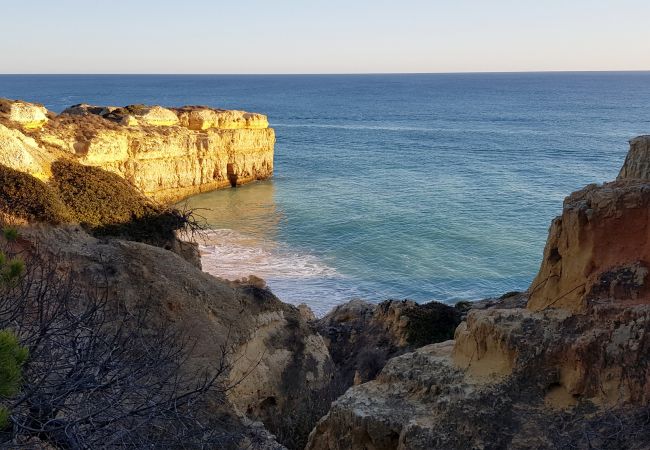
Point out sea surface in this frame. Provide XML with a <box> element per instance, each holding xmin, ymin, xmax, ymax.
<box><xmin>2</xmin><ymin>73</ymin><xmax>650</xmax><ymax>315</ymax></box>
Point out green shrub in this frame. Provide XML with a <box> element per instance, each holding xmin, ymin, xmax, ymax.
<box><xmin>2</xmin><ymin>258</ymin><xmax>23</xmax><ymax>284</ymax></box>
<box><xmin>51</xmin><ymin>159</ymin><xmax>157</xmax><ymax>227</ymax></box>
<box><xmin>0</xmin><ymin>241</ymin><xmax>28</xmax><ymax>431</ymax></box>
<box><xmin>404</xmin><ymin>301</ymin><xmax>462</xmax><ymax>347</ymax></box>
<box><xmin>0</xmin><ymin>164</ymin><xmax>72</xmax><ymax>224</ymax></box>
<box><xmin>2</xmin><ymin>227</ymin><xmax>18</xmax><ymax>242</ymax></box>
<box><xmin>0</xmin><ymin>330</ymin><xmax>28</xmax><ymax>397</ymax></box>
<box><xmin>0</xmin><ymin>407</ymin><xmax>8</xmax><ymax>430</ymax></box>
<box><xmin>0</xmin><ymin>160</ymin><xmax>193</xmax><ymax>246</ymax></box>
<box><xmin>0</xmin><ymin>248</ymin><xmax>24</xmax><ymax>287</ymax></box>
<box><xmin>0</xmin><ymin>329</ymin><xmax>28</xmax><ymax>430</ymax></box>
<box><xmin>50</xmin><ymin>159</ymin><xmax>190</xmax><ymax>243</ymax></box>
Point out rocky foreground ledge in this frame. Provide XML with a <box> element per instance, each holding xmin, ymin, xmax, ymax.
<box><xmin>0</xmin><ymin>98</ymin><xmax>275</xmax><ymax>202</ymax></box>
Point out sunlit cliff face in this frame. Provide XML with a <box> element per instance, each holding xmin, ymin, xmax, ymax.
<box><xmin>0</xmin><ymin>99</ymin><xmax>275</xmax><ymax>203</ymax></box>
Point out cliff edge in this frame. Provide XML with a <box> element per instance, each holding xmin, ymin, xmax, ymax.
<box><xmin>0</xmin><ymin>98</ymin><xmax>275</xmax><ymax>203</ymax></box>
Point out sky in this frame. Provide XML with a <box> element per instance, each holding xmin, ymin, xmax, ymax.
<box><xmin>1</xmin><ymin>0</ymin><xmax>649</xmax><ymax>74</ymax></box>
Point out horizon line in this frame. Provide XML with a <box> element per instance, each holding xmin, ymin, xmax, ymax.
<box><xmin>1</xmin><ymin>69</ymin><xmax>650</xmax><ymax>77</ymax></box>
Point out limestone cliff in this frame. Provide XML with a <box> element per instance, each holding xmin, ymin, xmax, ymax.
<box><xmin>307</xmin><ymin>137</ymin><xmax>650</xmax><ymax>450</ymax></box>
<box><xmin>0</xmin><ymin>98</ymin><xmax>275</xmax><ymax>203</ymax></box>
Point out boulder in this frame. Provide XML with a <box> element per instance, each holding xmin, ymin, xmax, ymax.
<box><xmin>0</xmin><ymin>98</ymin><xmax>49</xmax><ymax>129</ymax></box>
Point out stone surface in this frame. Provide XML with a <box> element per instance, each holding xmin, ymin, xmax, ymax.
<box><xmin>20</xmin><ymin>224</ymin><xmax>330</xmax><ymax>449</ymax></box>
<box><xmin>0</xmin><ymin>98</ymin><xmax>49</xmax><ymax>129</ymax></box>
<box><xmin>619</xmin><ymin>135</ymin><xmax>650</xmax><ymax>180</ymax></box>
<box><xmin>0</xmin><ymin>123</ymin><xmax>54</xmax><ymax>180</ymax></box>
<box><xmin>317</xmin><ymin>299</ymin><xmax>461</xmax><ymax>386</ymax></box>
<box><xmin>0</xmin><ymin>99</ymin><xmax>275</xmax><ymax>203</ymax></box>
<box><xmin>528</xmin><ymin>179</ymin><xmax>650</xmax><ymax>313</ymax></box>
<box><xmin>306</xmin><ymin>137</ymin><xmax>650</xmax><ymax>450</ymax></box>
<box><xmin>174</xmin><ymin>106</ymin><xmax>269</xmax><ymax>130</ymax></box>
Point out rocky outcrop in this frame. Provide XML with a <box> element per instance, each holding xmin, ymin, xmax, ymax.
<box><xmin>619</xmin><ymin>135</ymin><xmax>650</xmax><ymax>180</ymax></box>
<box><xmin>20</xmin><ymin>224</ymin><xmax>332</xmax><ymax>449</ymax></box>
<box><xmin>0</xmin><ymin>123</ymin><xmax>53</xmax><ymax>180</ymax></box>
<box><xmin>317</xmin><ymin>299</ymin><xmax>461</xmax><ymax>386</ymax></box>
<box><xmin>0</xmin><ymin>98</ymin><xmax>49</xmax><ymax>129</ymax></box>
<box><xmin>528</xmin><ymin>179</ymin><xmax>650</xmax><ymax>313</ymax></box>
<box><xmin>307</xmin><ymin>137</ymin><xmax>650</xmax><ymax>450</ymax></box>
<box><xmin>0</xmin><ymin>98</ymin><xmax>274</xmax><ymax>203</ymax></box>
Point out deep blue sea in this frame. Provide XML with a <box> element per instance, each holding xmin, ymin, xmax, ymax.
<box><xmin>2</xmin><ymin>73</ymin><xmax>650</xmax><ymax>314</ymax></box>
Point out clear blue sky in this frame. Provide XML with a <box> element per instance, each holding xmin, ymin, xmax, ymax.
<box><xmin>2</xmin><ymin>0</ymin><xmax>649</xmax><ymax>74</ymax></box>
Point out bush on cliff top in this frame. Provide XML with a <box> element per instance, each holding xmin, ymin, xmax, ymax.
<box><xmin>51</xmin><ymin>159</ymin><xmax>189</xmax><ymax>242</ymax></box>
<box><xmin>0</xmin><ymin>160</ymin><xmax>192</xmax><ymax>244</ymax></box>
<box><xmin>51</xmin><ymin>159</ymin><xmax>159</xmax><ymax>227</ymax></box>
<box><xmin>0</xmin><ymin>165</ymin><xmax>72</xmax><ymax>224</ymax></box>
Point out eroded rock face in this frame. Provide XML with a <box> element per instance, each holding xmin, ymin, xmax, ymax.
<box><xmin>21</xmin><ymin>225</ymin><xmax>330</xmax><ymax>449</ymax></box>
<box><xmin>174</xmin><ymin>106</ymin><xmax>269</xmax><ymax>130</ymax></box>
<box><xmin>0</xmin><ymin>123</ymin><xmax>53</xmax><ymax>180</ymax></box>
<box><xmin>619</xmin><ymin>135</ymin><xmax>650</xmax><ymax>180</ymax></box>
<box><xmin>309</xmin><ymin>299</ymin><xmax>650</xmax><ymax>449</ymax></box>
<box><xmin>0</xmin><ymin>99</ymin><xmax>275</xmax><ymax>203</ymax></box>
<box><xmin>307</xmin><ymin>137</ymin><xmax>650</xmax><ymax>450</ymax></box>
<box><xmin>527</xmin><ymin>179</ymin><xmax>650</xmax><ymax>313</ymax></box>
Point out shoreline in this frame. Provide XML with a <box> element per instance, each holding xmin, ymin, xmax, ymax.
<box><xmin>194</xmin><ymin>224</ymin><xmax>526</xmax><ymax>317</ymax></box>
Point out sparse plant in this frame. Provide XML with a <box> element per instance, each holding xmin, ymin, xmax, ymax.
<box><xmin>0</xmin><ymin>233</ymin><xmax>238</xmax><ymax>448</ymax></box>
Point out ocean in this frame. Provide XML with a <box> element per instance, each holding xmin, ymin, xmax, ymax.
<box><xmin>2</xmin><ymin>73</ymin><xmax>650</xmax><ymax>315</ymax></box>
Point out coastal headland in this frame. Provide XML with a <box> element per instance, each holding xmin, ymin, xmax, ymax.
<box><xmin>0</xmin><ymin>98</ymin><xmax>275</xmax><ymax>203</ymax></box>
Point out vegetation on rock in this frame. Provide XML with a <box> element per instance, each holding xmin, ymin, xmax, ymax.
<box><xmin>0</xmin><ymin>160</ymin><xmax>198</xmax><ymax>246</ymax></box>
<box><xmin>399</xmin><ymin>300</ymin><xmax>461</xmax><ymax>347</ymax></box>
<box><xmin>0</xmin><ymin>236</ymin><xmax>28</xmax><ymax>431</ymax></box>
<box><xmin>0</xmin><ymin>165</ymin><xmax>72</xmax><ymax>224</ymax></box>
<box><xmin>0</xmin><ymin>230</ymin><xmax>236</xmax><ymax>448</ymax></box>
<box><xmin>50</xmin><ymin>159</ymin><xmax>194</xmax><ymax>243</ymax></box>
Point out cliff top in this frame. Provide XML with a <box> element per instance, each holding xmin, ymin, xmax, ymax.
<box><xmin>0</xmin><ymin>97</ymin><xmax>270</xmax><ymax>131</ymax></box>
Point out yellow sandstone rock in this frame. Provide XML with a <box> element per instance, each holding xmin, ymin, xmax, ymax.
<box><xmin>175</xmin><ymin>107</ymin><xmax>269</xmax><ymax>130</ymax></box>
<box><xmin>0</xmin><ymin>99</ymin><xmax>275</xmax><ymax>203</ymax></box>
<box><xmin>133</xmin><ymin>105</ymin><xmax>180</xmax><ymax>126</ymax></box>
<box><xmin>0</xmin><ymin>99</ymin><xmax>49</xmax><ymax>129</ymax></box>
<box><xmin>0</xmin><ymin>123</ymin><xmax>55</xmax><ymax>180</ymax></box>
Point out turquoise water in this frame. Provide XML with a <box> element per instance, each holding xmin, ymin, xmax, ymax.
<box><xmin>2</xmin><ymin>73</ymin><xmax>650</xmax><ymax>314</ymax></box>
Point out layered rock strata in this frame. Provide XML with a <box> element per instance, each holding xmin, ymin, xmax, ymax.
<box><xmin>0</xmin><ymin>98</ymin><xmax>275</xmax><ymax>203</ymax></box>
<box><xmin>307</xmin><ymin>137</ymin><xmax>650</xmax><ymax>450</ymax></box>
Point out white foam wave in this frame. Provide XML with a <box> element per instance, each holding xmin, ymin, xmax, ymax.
<box><xmin>198</xmin><ymin>229</ymin><xmax>339</xmax><ymax>281</ymax></box>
